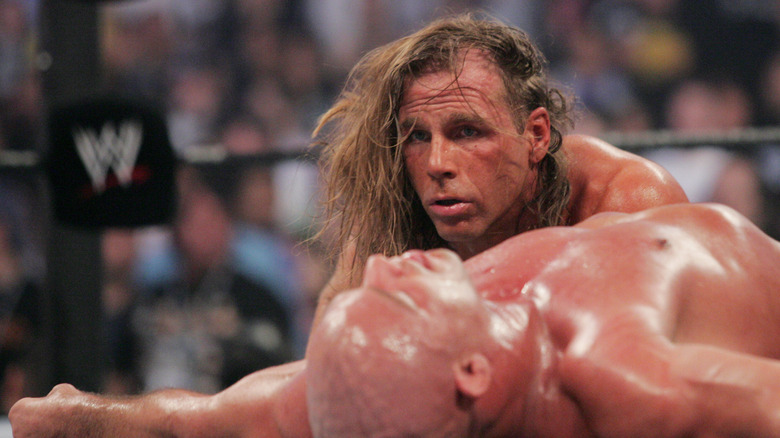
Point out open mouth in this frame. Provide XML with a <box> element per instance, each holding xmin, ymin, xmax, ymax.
<box><xmin>428</xmin><ymin>197</ymin><xmax>469</xmax><ymax>218</ymax></box>
<box><xmin>434</xmin><ymin>199</ymin><xmax>461</xmax><ymax>206</ymax></box>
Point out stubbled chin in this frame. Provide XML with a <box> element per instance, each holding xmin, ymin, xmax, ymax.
<box><xmin>434</xmin><ymin>224</ymin><xmax>484</xmax><ymax>249</ymax></box>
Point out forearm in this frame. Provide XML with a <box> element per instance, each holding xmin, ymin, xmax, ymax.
<box><xmin>10</xmin><ymin>384</ymin><xmax>212</xmax><ymax>438</ymax></box>
<box><xmin>10</xmin><ymin>361</ymin><xmax>311</xmax><ymax>438</ymax></box>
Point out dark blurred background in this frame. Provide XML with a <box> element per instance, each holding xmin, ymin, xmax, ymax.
<box><xmin>0</xmin><ymin>1</ymin><xmax>777</xmax><ymax>430</ymax></box>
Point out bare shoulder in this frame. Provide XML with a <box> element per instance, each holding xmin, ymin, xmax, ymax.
<box><xmin>564</xmin><ymin>135</ymin><xmax>688</xmax><ymax>222</ymax></box>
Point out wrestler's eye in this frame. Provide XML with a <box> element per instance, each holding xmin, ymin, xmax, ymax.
<box><xmin>408</xmin><ymin>130</ymin><xmax>429</xmax><ymax>143</ymax></box>
<box><xmin>457</xmin><ymin>125</ymin><xmax>479</xmax><ymax>138</ymax></box>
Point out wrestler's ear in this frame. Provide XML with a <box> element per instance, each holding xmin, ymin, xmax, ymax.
<box><xmin>453</xmin><ymin>353</ymin><xmax>492</xmax><ymax>398</ymax></box>
<box><xmin>524</xmin><ymin>107</ymin><xmax>550</xmax><ymax>164</ymax></box>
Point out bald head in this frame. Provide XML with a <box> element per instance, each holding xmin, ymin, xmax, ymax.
<box><xmin>306</xmin><ymin>249</ymin><xmax>496</xmax><ymax>436</ymax></box>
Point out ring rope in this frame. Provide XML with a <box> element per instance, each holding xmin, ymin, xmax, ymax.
<box><xmin>1</xmin><ymin>127</ymin><xmax>779</xmax><ymax>171</ymax></box>
<box><xmin>601</xmin><ymin>127</ymin><xmax>780</xmax><ymax>151</ymax></box>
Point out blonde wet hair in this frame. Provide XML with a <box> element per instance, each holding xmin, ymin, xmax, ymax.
<box><xmin>314</xmin><ymin>13</ymin><xmax>573</xmax><ymax>280</ymax></box>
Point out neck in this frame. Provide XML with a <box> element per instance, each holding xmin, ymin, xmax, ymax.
<box><xmin>451</xmin><ymin>237</ymin><xmax>507</xmax><ymax>261</ymax></box>
<box><xmin>450</xmin><ymin>203</ymin><xmax>541</xmax><ymax>261</ymax></box>
<box><xmin>479</xmin><ymin>304</ymin><xmax>591</xmax><ymax>437</ymax></box>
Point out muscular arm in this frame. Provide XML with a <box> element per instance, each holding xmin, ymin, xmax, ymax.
<box><xmin>559</xmin><ymin>299</ymin><xmax>780</xmax><ymax>438</ymax></box>
<box><xmin>562</xmin><ymin>334</ymin><xmax>780</xmax><ymax>438</ymax></box>
<box><xmin>9</xmin><ymin>361</ymin><xmax>311</xmax><ymax>438</ymax></box>
<box><xmin>670</xmin><ymin>344</ymin><xmax>780</xmax><ymax>436</ymax></box>
<box><xmin>558</xmin><ymin>311</ymin><xmax>697</xmax><ymax>438</ymax></box>
<box><xmin>10</xmin><ymin>385</ymin><xmax>220</xmax><ymax>438</ymax></box>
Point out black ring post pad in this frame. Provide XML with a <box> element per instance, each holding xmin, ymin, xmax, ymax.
<box><xmin>46</xmin><ymin>96</ymin><xmax>176</xmax><ymax>228</ymax></box>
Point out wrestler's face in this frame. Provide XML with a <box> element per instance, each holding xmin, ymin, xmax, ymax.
<box><xmin>309</xmin><ymin>249</ymin><xmax>480</xmax><ymax>436</ymax></box>
<box><xmin>360</xmin><ymin>248</ymin><xmax>481</xmax><ymax>321</ymax></box>
<box><xmin>399</xmin><ymin>50</ymin><xmax>548</xmax><ymax>259</ymax></box>
<box><xmin>317</xmin><ymin>248</ymin><xmax>487</xmax><ymax>367</ymax></box>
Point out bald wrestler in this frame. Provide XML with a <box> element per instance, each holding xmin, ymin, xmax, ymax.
<box><xmin>10</xmin><ymin>203</ymin><xmax>780</xmax><ymax>437</ymax></box>
<box><xmin>308</xmin><ymin>202</ymin><xmax>780</xmax><ymax>437</ymax></box>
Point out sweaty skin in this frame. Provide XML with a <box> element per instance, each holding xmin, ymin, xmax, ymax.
<box><xmin>17</xmin><ymin>204</ymin><xmax>780</xmax><ymax>438</ymax></box>
<box><xmin>308</xmin><ymin>202</ymin><xmax>780</xmax><ymax>437</ymax></box>
<box><xmin>467</xmin><ymin>203</ymin><xmax>780</xmax><ymax>437</ymax></box>
<box><xmin>9</xmin><ymin>361</ymin><xmax>310</xmax><ymax>438</ymax></box>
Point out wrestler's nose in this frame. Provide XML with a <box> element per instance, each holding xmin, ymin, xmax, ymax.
<box><xmin>362</xmin><ymin>254</ymin><xmax>403</xmax><ymax>290</ymax></box>
<box><xmin>427</xmin><ymin>136</ymin><xmax>457</xmax><ymax>180</ymax></box>
<box><xmin>400</xmin><ymin>250</ymin><xmax>426</xmax><ymax>265</ymax></box>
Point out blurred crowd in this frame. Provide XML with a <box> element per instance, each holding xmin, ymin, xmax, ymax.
<box><xmin>0</xmin><ymin>0</ymin><xmax>778</xmax><ymax>414</ymax></box>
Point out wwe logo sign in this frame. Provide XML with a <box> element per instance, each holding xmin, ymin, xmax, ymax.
<box><xmin>72</xmin><ymin>120</ymin><xmax>143</xmax><ymax>193</ymax></box>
